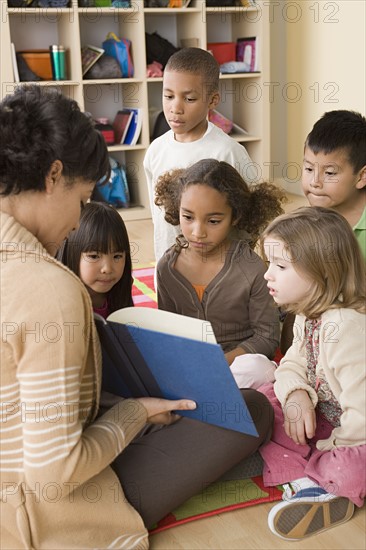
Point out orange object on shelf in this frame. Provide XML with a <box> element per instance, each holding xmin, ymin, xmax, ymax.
<box><xmin>18</xmin><ymin>50</ymin><xmax>53</xmax><ymax>80</ymax></box>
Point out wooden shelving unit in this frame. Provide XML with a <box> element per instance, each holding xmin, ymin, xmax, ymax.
<box><xmin>0</xmin><ymin>0</ymin><xmax>270</xmax><ymax>220</ymax></box>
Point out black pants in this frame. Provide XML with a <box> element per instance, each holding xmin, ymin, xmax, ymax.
<box><xmin>112</xmin><ymin>389</ymin><xmax>273</xmax><ymax>528</ymax></box>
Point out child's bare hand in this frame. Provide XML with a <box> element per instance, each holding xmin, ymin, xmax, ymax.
<box><xmin>136</xmin><ymin>397</ymin><xmax>196</xmax><ymax>425</ymax></box>
<box><xmin>283</xmin><ymin>389</ymin><xmax>316</xmax><ymax>445</ymax></box>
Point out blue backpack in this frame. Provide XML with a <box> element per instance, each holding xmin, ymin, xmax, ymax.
<box><xmin>94</xmin><ymin>157</ymin><xmax>130</xmax><ymax>208</ymax></box>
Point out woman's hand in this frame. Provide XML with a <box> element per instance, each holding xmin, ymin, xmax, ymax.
<box><xmin>136</xmin><ymin>397</ymin><xmax>196</xmax><ymax>425</ymax></box>
<box><xmin>283</xmin><ymin>389</ymin><xmax>316</xmax><ymax>445</ymax></box>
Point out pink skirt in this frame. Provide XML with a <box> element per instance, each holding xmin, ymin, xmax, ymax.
<box><xmin>258</xmin><ymin>383</ymin><xmax>366</xmax><ymax>507</ymax></box>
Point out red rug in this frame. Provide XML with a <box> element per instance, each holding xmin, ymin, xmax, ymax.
<box><xmin>131</xmin><ymin>265</ymin><xmax>284</xmax><ymax>534</ymax></box>
<box><xmin>132</xmin><ymin>264</ymin><xmax>157</xmax><ymax>308</ymax></box>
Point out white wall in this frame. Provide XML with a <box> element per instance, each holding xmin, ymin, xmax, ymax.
<box><xmin>271</xmin><ymin>0</ymin><xmax>366</xmax><ymax>194</ymax></box>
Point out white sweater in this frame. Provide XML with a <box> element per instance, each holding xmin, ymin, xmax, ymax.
<box><xmin>0</xmin><ymin>212</ymin><xmax>149</xmax><ymax>549</ymax></box>
<box><xmin>143</xmin><ymin>122</ymin><xmax>257</xmax><ymax>263</ymax></box>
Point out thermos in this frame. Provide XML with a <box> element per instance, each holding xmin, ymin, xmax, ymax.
<box><xmin>49</xmin><ymin>45</ymin><xmax>66</xmax><ymax>80</ymax></box>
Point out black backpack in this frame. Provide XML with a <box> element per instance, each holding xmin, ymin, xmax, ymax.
<box><xmin>152</xmin><ymin>111</ymin><xmax>170</xmax><ymax>140</ymax></box>
<box><xmin>145</xmin><ymin>32</ymin><xmax>180</xmax><ymax>68</ymax></box>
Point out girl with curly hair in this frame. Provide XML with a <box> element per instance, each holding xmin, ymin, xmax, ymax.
<box><xmin>155</xmin><ymin>158</ymin><xmax>286</xmax><ymax>388</ymax></box>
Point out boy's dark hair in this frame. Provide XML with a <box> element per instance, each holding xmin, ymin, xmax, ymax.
<box><xmin>305</xmin><ymin>110</ymin><xmax>366</xmax><ymax>173</ymax></box>
<box><xmin>0</xmin><ymin>85</ymin><xmax>110</xmax><ymax>196</ymax></box>
<box><xmin>155</xmin><ymin>159</ymin><xmax>286</xmax><ymax>248</ymax></box>
<box><xmin>165</xmin><ymin>47</ymin><xmax>220</xmax><ymax>96</ymax></box>
<box><xmin>58</xmin><ymin>202</ymin><xmax>133</xmax><ymax>312</ymax></box>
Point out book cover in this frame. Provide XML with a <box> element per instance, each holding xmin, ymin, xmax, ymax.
<box><xmin>113</xmin><ymin>109</ymin><xmax>134</xmax><ymax>144</ymax></box>
<box><xmin>123</xmin><ymin>108</ymin><xmax>143</xmax><ymax>146</ymax></box>
<box><xmin>95</xmin><ymin>307</ymin><xmax>258</xmax><ymax>436</ymax></box>
<box><xmin>236</xmin><ymin>37</ymin><xmax>258</xmax><ymax>72</ymax></box>
<box><xmin>230</xmin><ymin>121</ymin><xmax>249</xmax><ymax>137</ymax></box>
<box><xmin>81</xmin><ymin>45</ymin><xmax>105</xmax><ymax>76</ymax></box>
<box><xmin>10</xmin><ymin>43</ymin><xmax>20</xmax><ymax>83</ymax></box>
<box><xmin>208</xmin><ymin>109</ymin><xmax>233</xmax><ymax>134</ymax></box>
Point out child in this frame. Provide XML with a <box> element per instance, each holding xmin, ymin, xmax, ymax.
<box><xmin>58</xmin><ymin>201</ymin><xmax>133</xmax><ymax>317</ymax></box>
<box><xmin>259</xmin><ymin>206</ymin><xmax>366</xmax><ymax>541</ymax></box>
<box><xmin>281</xmin><ymin>109</ymin><xmax>366</xmax><ymax>354</ymax></box>
<box><xmin>302</xmin><ymin>110</ymin><xmax>366</xmax><ymax>258</ymax></box>
<box><xmin>144</xmin><ymin>47</ymin><xmax>258</xmax><ymax>265</ymax></box>
<box><xmin>155</xmin><ymin>158</ymin><xmax>286</xmax><ymax>387</ymax></box>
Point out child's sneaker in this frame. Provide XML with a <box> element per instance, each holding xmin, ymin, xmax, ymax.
<box><xmin>268</xmin><ymin>486</ymin><xmax>354</xmax><ymax>540</ymax></box>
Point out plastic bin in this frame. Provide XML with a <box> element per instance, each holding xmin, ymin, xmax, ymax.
<box><xmin>207</xmin><ymin>42</ymin><xmax>236</xmax><ymax>65</ymax></box>
<box><xmin>18</xmin><ymin>50</ymin><xmax>53</xmax><ymax>80</ymax></box>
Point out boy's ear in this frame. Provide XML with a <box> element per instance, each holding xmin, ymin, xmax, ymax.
<box><xmin>208</xmin><ymin>91</ymin><xmax>220</xmax><ymax>110</ymax></box>
<box><xmin>355</xmin><ymin>165</ymin><xmax>366</xmax><ymax>189</ymax></box>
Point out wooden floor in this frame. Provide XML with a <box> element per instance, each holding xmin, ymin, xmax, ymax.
<box><xmin>123</xmin><ymin>194</ymin><xmax>366</xmax><ymax>549</ymax></box>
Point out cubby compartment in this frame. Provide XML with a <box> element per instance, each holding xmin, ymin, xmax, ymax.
<box><xmin>109</xmin><ymin>149</ymin><xmax>150</xmax><ymax>221</ymax></box>
<box><xmin>1</xmin><ymin>1</ymin><xmax>271</xmax><ymax>217</ymax></box>
<box><xmin>78</xmin><ymin>7</ymin><xmax>146</xmax><ymax>79</ymax></box>
<box><xmin>145</xmin><ymin>9</ymin><xmax>204</xmax><ymax>50</ymax></box>
<box><xmin>8</xmin><ymin>10</ymin><xmax>81</xmax><ymax>82</ymax></box>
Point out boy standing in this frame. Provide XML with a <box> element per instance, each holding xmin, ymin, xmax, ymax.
<box><xmin>144</xmin><ymin>47</ymin><xmax>257</xmax><ymax>264</ymax></box>
<box><xmin>302</xmin><ymin>110</ymin><xmax>366</xmax><ymax>258</ymax></box>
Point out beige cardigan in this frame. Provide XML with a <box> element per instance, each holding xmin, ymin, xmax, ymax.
<box><xmin>274</xmin><ymin>309</ymin><xmax>366</xmax><ymax>451</ymax></box>
<box><xmin>0</xmin><ymin>212</ymin><xmax>149</xmax><ymax>549</ymax></box>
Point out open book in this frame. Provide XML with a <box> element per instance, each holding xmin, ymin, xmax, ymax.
<box><xmin>95</xmin><ymin>307</ymin><xmax>258</xmax><ymax>436</ymax></box>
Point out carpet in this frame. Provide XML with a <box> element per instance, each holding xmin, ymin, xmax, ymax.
<box><xmin>131</xmin><ymin>265</ymin><xmax>284</xmax><ymax>534</ymax></box>
<box><xmin>132</xmin><ymin>263</ymin><xmax>157</xmax><ymax>308</ymax></box>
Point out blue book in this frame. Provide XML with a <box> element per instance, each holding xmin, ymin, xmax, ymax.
<box><xmin>122</xmin><ymin>108</ymin><xmax>143</xmax><ymax>146</ymax></box>
<box><xmin>95</xmin><ymin>307</ymin><xmax>258</xmax><ymax>436</ymax></box>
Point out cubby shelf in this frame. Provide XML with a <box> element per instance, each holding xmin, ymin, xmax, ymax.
<box><xmin>0</xmin><ymin>0</ymin><xmax>270</xmax><ymax>220</ymax></box>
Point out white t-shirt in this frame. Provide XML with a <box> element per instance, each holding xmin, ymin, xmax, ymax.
<box><xmin>143</xmin><ymin>122</ymin><xmax>257</xmax><ymax>263</ymax></box>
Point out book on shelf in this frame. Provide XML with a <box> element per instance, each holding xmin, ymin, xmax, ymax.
<box><xmin>236</xmin><ymin>36</ymin><xmax>259</xmax><ymax>72</ymax></box>
<box><xmin>10</xmin><ymin>43</ymin><xmax>19</xmax><ymax>83</ymax></box>
<box><xmin>122</xmin><ymin>108</ymin><xmax>143</xmax><ymax>146</ymax></box>
<box><xmin>208</xmin><ymin>110</ymin><xmax>248</xmax><ymax>137</ymax></box>
<box><xmin>113</xmin><ymin>109</ymin><xmax>134</xmax><ymax>144</ymax></box>
<box><xmin>238</xmin><ymin>0</ymin><xmax>257</xmax><ymax>7</ymax></box>
<box><xmin>95</xmin><ymin>307</ymin><xmax>258</xmax><ymax>436</ymax></box>
<box><xmin>81</xmin><ymin>44</ymin><xmax>104</xmax><ymax>76</ymax></box>
<box><xmin>230</xmin><ymin>121</ymin><xmax>249</xmax><ymax>137</ymax></box>
<box><xmin>169</xmin><ymin>0</ymin><xmax>192</xmax><ymax>7</ymax></box>
<box><xmin>208</xmin><ymin>109</ymin><xmax>233</xmax><ymax>134</ymax></box>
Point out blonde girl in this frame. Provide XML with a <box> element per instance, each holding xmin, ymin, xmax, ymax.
<box><xmin>259</xmin><ymin>206</ymin><xmax>366</xmax><ymax>541</ymax></box>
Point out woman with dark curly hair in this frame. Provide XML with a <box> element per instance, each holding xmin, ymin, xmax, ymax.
<box><xmin>1</xmin><ymin>87</ymin><xmax>274</xmax><ymax>549</ymax></box>
<box><xmin>155</xmin><ymin>159</ymin><xmax>286</xmax><ymax>388</ymax></box>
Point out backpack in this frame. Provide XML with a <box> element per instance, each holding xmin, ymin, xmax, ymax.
<box><xmin>152</xmin><ymin>111</ymin><xmax>170</xmax><ymax>140</ymax></box>
<box><xmin>102</xmin><ymin>32</ymin><xmax>134</xmax><ymax>78</ymax></box>
<box><xmin>145</xmin><ymin>32</ymin><xmax>180</xmax><ymax>68</ymax></box>
<box><xmin>93</xmin><ymin>157</ymin><xmax>130</xmax><ymax>208</ymax></box>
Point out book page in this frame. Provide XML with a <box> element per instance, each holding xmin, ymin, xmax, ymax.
<box><xmin>107</xmin><ymin>307</ymin><xmax>217</xmax><ymax>344</ymax></box>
